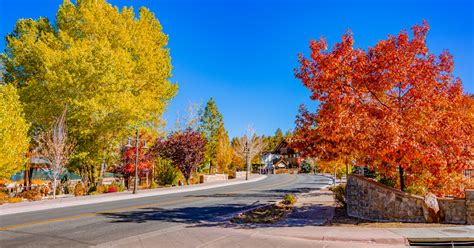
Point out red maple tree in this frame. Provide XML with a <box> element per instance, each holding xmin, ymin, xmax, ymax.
<box><xmin>293</xmin><ymin>22</ymin><xmax>473</xmax><ymax>197</ymax></box>
<box><xmin>113</xmin><ymin>138</ymin><xmax>153</xmax><ymax>188</ymax></box>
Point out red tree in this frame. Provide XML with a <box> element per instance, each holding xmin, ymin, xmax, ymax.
<box><xmin>113</xmin><ymin>140</ymin><xmax>153</xmax><ymax>189</ymax></box>
<box><xmin>151</xmin><ymin>129</ymin><xmax>207</xmax><ymax>185</ymax></box>
<box><xmin>293</xmin><ymin>22</ymin><xmax>473</xmax><ymax>197</ymax></box>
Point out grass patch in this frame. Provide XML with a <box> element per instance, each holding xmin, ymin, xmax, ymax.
<box><xmin>282</xmin><ymin>193</ymin><xmax>297</xmax><ymax>205</ymax></box>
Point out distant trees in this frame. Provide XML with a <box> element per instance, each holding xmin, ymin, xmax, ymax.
<box><xmin>2</xmin><ymin>0</ymin><xmax>176</xmax><ymax>183</ymax></box>
<box><xmin>293</xmin><ymin>22</ymin><xmax>473</xmax><ymax>197</ymax></box>
<box><xmin>233</xmin><ymin>127</ymin><xmax>266</xmax><ymax>180</ymax></box>
<box><xmin>0</xmin><ymin>84</ymin><xmax>29</xmax><ymax>178</ymax></box>
<box><xmin>152</xmin><ymin>129</ymin><xmax>207</xmax><ymax>185</ymax></box>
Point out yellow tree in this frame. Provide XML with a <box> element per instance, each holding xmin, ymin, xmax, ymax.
<box><xmin>215</xmin><ymin>123</ymin><xmax>232</xmax><ymax>173</ymax></box>
<box><xmin>2</xmin><ymin>0</ymin><xmax>177</xmax><ymax>183</ymax></box>
<box><xmin>0</xmin><ymin>84</ymin><xmax>29</xmax><ymax>179</ymax></box>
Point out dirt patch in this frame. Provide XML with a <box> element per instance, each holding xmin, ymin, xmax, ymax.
<box><xmin>231</xmin><ymin>204</ymin><xmax>293</xmax><ymax>224</ymax></box>
<box><xmin>325</xmin><ymin>207</ymin><xmax>461</xmax><ymax>228</ymax></box>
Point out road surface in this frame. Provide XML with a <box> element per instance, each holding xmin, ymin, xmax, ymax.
<box><xmin>0</xmin><ymin>174</ymin><xmax>333</xmax><ymax>247</ymax></box>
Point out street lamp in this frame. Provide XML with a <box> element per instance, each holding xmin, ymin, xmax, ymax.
<box><xmin>125</xmin><ymin>128</ymin><xmax>148</xmax><ymax>194</ymax></box>
<box><xmin>244</xmin><ymin>140</ymin><xmax>250</xmax><ymax>180</ymax></box>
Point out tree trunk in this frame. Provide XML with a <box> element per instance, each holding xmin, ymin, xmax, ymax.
<box><xmin>209</xmin><ymin>160</ymin><xmax>213</xmax><ymax>175</ymax></box>
<box><xmin>53</xmin><ymin>177</ymin><xmax>57</xmax><ymax>199</ymax></box>
<box><xmin>23</xmin><ymin>164</ymin><xmax>29</xmax><ymax>190</ymax></box>
<box><xmin>399</xmin><ymin>166</ymin><xmax>405</xmax><ymax>191</ymax></box>
<box><xmin>185</xmin><ymin>178</ymin><xmax>190</xmax><ymax>185</ymax></box>
<box><xmin>345</xmin><ymin>163</ymin><xmax>349</xmax><ymax>178</ymax></box>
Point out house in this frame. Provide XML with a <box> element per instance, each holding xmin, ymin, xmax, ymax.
<box><xmin>261</xmin><ymin>139</ymin><xmax>300</xmax><ymax>174</ymax></box>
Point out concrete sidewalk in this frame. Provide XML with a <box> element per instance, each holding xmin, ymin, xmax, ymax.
<box><xmin>0</xmin><ymin>175</ymin><xmax>266</xmax><ymax>216</ymax></box>
<box><xmin>390</xmin><ymin>225</ymin><xmax>474</xmax><ymax>245</ymax></box>
<box><xmin>279</xmin><ymin>189</ymin><xmax>335</xmax><ymax>226</ymax></box>
<box><xmin>95</xmin><ymin>225</ymin><xmax>407</xmax><ymax>248</ymax></box>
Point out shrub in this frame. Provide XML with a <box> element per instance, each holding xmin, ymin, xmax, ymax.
<box><xmin>378</xmin><ymin>177</ymin><xmax>396</xmax><ymax>188</ymax></box>
<box><xmin>0</xmin><ymin>191</ymin><xmax>7</xmax><ymax>205</ymax></box>
<box><xmin>282</xmin><ymin>193</ymin><xmax>297</xmax><ymax>205</ymax></box>
<box><xmin>96</xmin><ymin>185</ymin><xmax>107</xmax><ymax>194</ymax></box>
<box><xmin>406</xmin><ymin>184</ymin><xmax>428</xmax><ymax>196</ymax></box>
<box><xmin>329</xmin><ymin>184</ymin><xmax>346</xmax><ymax>207</ymax></box>
<box><xmin>87</xmin><ymin>185</ymin><xmax>97</xmax><ymax>195</ymax></box>
<box><xmin>300</xmin><ymin>159</ymin><xmax>313</xmax><ymax>173</ymax></box>
<box><xmin>7</xmin><ymin>197</ymin><xmax>22</xmax><ymax>203</ymax></box>
<box><xmin>74</xmin><ymin>183</ymin><xmax>86</xmax><ymax>196</ymax></box>
<box><xmin>117</xmin><ymin>183</ymin><xmax>125</xmax><ymax>192</ymax></box>
<box><xmin>20</xmin><ymin>190</ymin><xmax>42</xmax><ymax>201</ymax></box>
<box><xmin>156</xmin><ymin>157</ymin><xmax>180</xmax><ymax>186</ymax></box>
<box><xmin>107</xmin><ymin>185</ymin><xmax>118</xmax><ymax>193</ymax></box>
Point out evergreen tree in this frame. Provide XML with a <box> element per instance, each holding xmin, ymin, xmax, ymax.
<box><xmin>199</xmin><ymin>98</ymin><xmax>223</xmax><ymax>174</ymax></box>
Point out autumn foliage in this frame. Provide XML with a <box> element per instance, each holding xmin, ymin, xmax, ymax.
<box><xmin>151</xmin><ymin>129</ymin><xmax>207</xmax><ymax>185</ymax></box>
<box><xmin>117</xmin><ymin>141</ymin><xmax>153</xmax><ymax>178</ymax></box>
<box><xmin>293</xmin><ymin>22</ymin><xmax>473</xmax><ymax>197</ymax></box>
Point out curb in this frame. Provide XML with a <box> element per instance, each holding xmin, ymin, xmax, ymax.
<box><xmin>0</xmin><ymin>175</ymin><xmax>267</xmax><ymax>216</ymax></box>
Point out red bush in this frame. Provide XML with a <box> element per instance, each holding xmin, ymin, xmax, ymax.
<box><xmin>107</xmin><ymin>185</ymin><xmax>118</xmax><ymax>193</ymax></box>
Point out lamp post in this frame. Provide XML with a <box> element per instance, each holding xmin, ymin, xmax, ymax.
<box><xmin>244</xmin><ymin>140</ymin><xmax>250</xmax><ymax>181</ymax></box>
<box><xmin>125</xmin><ymin>128</ymin><xmax>148</xmax><ymax>194</ymax></box>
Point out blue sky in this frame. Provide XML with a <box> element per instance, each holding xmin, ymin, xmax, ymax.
<box><xmin>1</xmin><ymin>0</ymin><xmax>473</xmax><ymax>138</ymax></box>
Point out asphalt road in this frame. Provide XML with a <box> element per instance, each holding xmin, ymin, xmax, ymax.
<box><xmin>0</xmin><ymin>174</ymin><xmax>333</xmax><ymax>247</ymax></box>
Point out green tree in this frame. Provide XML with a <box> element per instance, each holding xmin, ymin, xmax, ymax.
<box><xmin>2</xmin><ymin>0</ymin><xmax>177</xmax><ymax>183</ymax></box>
<box><xmin>0</xmin><ymin>84</ymin><xmax>29</xmax><ymax>179</ymax></box>
<box><xmin>199</xmin><ymin>98</ymin><xmax>223</xmax><ymax>174</ymax></box>
<box><xmin>263</xmin><ymin>128</ymin><xmax>284</xmax><ymax>152</ymax></box>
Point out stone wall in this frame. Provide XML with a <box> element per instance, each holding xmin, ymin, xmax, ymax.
<box><xmin>346</xmin><ymin>174</ymin><xmax>473</xmax><ymax>224</ymax></box>
<box><xmin>200</xmin><ymin>174</ymin><xmax>228</xmax><ymax>183</ymax></box>
<box><xmin>438</xmin><ymin>198</ymin><xmax>466</xmax><ymax>224</ymax></box>
<box><xmin>467</xmin><ymin>190</ymin><xmax>474</xmax><ymax>225</ymax></box>
<box><xmin>346</xmin><ymin>174</ymin><xmax>425</xmax><ymax>222</ymax></box>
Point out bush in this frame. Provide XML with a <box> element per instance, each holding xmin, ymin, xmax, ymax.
<box><xmin>20</xmin><ymin>190</ymin><xmax>42</xmax><ymax>201</ymax></box>
<box><xmin>156</xmin><ymin>157</ymin><xmax>180</xmax><ymax>186</ymax></box>
<box><xmin>300</xmin><ymin>159</ymin><xmax>313</xmax><ymax>173</ymax></box>
<box><xmin>406</xmin><ymin>184</ymin><xmax>428</xmax><ymax>196</ymax></box>
<box><xmin>0</xmin><ymin>191</ymin><xmax>7</xmax><ymax>205</ymax></box>
<box><xmin>7</xmin><ymin>197</ymin><xmax>22</xmax><ymax>203</ymax></box>
<box><xmin>329</xmin><ymin>184</ymin><xmax>346</xmax><ymax>207</ymax></box>
<box><xmin>87</xmin><ymin>185</ymin><xmax>97</xmax><ymax>195</ymax></box>
<box><xmin>282</xmin><ymin>193</ymin><xmax>297</xmax><ymax>205</ymax></box>
<box><xmin>74</xmin><ymin>183</ymin><xmax>86</xmax><ymax>196</ymax></box>
<box><xmin>96</xmin><ymin>185</ymin><xmax>107</xmax><ymax>194</ymax></box>
<box><xmin>117</xmin><ymin>183</ymin><xmax>125</xmax><ymax>192</ymax></box>
<box><xmin>378</xmin><ymin>177</ymin><xmax>396</xmax><ymax>188</ymax></box>
<box><xmin>107</xmin><ymin>185</ymin><xmax>118</xmax><ymax>193</ymax></box>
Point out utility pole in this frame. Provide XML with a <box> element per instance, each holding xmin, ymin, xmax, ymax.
<box><xmin>125</xmin><ymin>128</ymin><xmax>147</xmax><ymax>194</ymax></box>
<box><xmin>245</xmin><ymin>141</ymin><xmax>250</xmax><ymax>180</ymax></box>
<box><xmin>133</xmin><ymin>128</ymin><xmax>139</xmax><ymax>194</ymax></box>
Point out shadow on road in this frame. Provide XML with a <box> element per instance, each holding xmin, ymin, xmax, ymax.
<box><xmin>100</xmin><ymin>189</ymin><xmax>331</xmax><ymax>229</ymax></box>
<box><xmin>100</xmin><ymin>203</ymin><xmax>262</xmax><ymax>225</ymax></box>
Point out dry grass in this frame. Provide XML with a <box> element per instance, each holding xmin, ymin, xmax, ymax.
<box><xmin>326</xmin><ymin>207</ymin><xmax>461</xmax><ymax>228</ymax></box>
<box><xmin>231</xmin><ymin>204</ymin><xmax>293</xmax><ymax>224</ymax></box>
